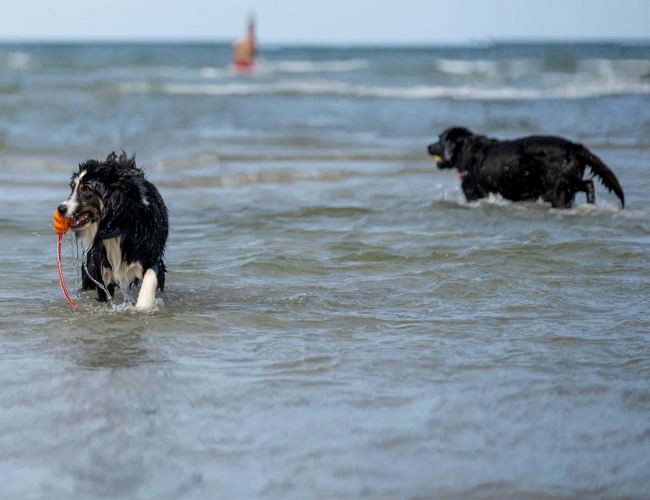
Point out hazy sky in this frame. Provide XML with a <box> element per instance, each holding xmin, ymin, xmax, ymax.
<box><xmin>1</xmin><ymin>0</ymin><xmax>649</xmax><ymax>45</ymax></box>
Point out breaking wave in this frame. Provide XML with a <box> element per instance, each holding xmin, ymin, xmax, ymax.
<box><xmin>434</xmin><ymin>58</ymin><xmax>650</xmax><ymax>78</ymax></box>
<box><xmin>198</xmin><ymin>58</ymin><xmax>369</xmax><ymax>78</ymax></box>
<box><xmin>118</xmin><ymin>79</ymin><xmax>650</xmax><ymax>101</ymax></box>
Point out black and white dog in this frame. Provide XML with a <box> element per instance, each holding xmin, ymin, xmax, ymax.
<box><xmin>428</xmin><ymin>127</ymin><xmax>625</xmax><ymax>208</ymax></box>
<box><xmin>57</xmin><ymin>152</ymin><xmax>168</xmax><ymax>309</ymax></box>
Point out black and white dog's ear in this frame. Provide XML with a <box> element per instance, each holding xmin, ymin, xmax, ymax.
<box><xmin>118</xmin><ymin>150</ymin><xmax>137</xmax><ymax>169</ymax></box>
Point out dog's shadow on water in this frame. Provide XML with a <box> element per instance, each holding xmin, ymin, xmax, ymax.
<box><xmin>71</xmin><ymin>329</ymin><xmax>154</xmax><ymax>369</ymax></box>
<box><xmin>52</xmin><ymin>312</ymin><xmax>167</xmax><ymax>369</ymax></box>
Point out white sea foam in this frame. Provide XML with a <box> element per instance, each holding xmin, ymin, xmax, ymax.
<box><xmin>434</xmin><ymin>57</ymin><xmax>650</xmax><ymax>79</ymax></box>
<box><xmin>116</xmin><ymin>54</ymin><xmax>650</xmax><ymax>101</ymax></box>
<box><xmin>436</xmin><ymin>59</ymin><xmax>500</xmax><ymax>75</ymax></box>
<box><xmin>185</xmin><ymin>57</ymin><xmax>650</xmax><ymax>85</ymax></box>
<box><xmin>264</xmin><ymin>59</ymin><xmax>370</xmax><ymax>73</ymax></box>
<box><xmin>197</xmin><ymin>59</ymin><xmax>369</xmax><ymax>79</ymax></box>
<box><xmin>0</xmin><ymin>52</ymin><xmax>34</xmax><ymax>70</ymax></box>
<box><xmin>577</xmin><ymin>58</ymin><xmax>650</xmax><ymax>77</ymax></box>
<box><xmin>118</xmin><ymin>79</ymin><xmax>650</xmax><ymax>101</ymax></box>
<box><xmin>199</xmin><ymin>66</ymin><xmax>232</xmax><ymax>78</ymax></box>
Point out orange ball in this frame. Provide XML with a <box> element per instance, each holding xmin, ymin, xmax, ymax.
<box><xmin>53</xmin><ymin>209</ymin><xmax>71</xmax><ymax>235</ymax></box>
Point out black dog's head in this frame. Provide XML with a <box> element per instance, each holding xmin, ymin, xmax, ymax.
<box><xmin>57</xmin><ymin>152</ymin><xmax>142</xmax><ymax>243</ymax></box>
<box><xmin>427</xmin><ymin>127</ymin><xmax>475</xmax><ymax>170</ymax></box>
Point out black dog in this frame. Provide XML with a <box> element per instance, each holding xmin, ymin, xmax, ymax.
<box><xmin>57</xmin><ymin>152</ymin><xmax>169</xmax><ymax>309</ymax></box>
<box><xmin>428</xmin><ymin>127</ymin><xmax>624</xmax><ymax>208</ymax></box>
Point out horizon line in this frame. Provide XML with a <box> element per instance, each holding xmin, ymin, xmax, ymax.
<box><xmin>1</xmin><ymin>38</ymin><xmax>650</xmax><ymax>48</ymax></box>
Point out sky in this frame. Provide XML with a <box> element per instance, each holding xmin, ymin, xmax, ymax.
<box><xmin>1</xmin><ymin>0</ymin><xmax>649</xmax><ymax>45</ymax></box>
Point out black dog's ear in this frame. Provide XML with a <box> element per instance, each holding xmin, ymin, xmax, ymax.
<box><xmin>445</xmin><ymin>127</ymin><xmax>473</xmax><ymax>143</ymax></box>
<box><xmin>430</xmin><ymin>127</ymin><xmax>473</xmax><ymax>151</ymax></box>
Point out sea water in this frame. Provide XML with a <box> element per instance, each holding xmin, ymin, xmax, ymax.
<box><xmin>0</xmin><ymin>42</ymin><xmax>650</xmax><ymax>498</ymax></box>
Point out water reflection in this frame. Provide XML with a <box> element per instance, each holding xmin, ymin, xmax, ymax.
<box><xmin>61</xmin><ymin>323</ymin><xmax>166</xmax><ymax>369</ymax></box>
<box><xmin>74</xmin><ymin>332</ymin><xmax>147</xmax><ymax>369</ymax></box>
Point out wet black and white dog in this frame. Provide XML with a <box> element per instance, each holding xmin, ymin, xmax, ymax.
<box><xmin>57</xmin><ymin>152</ymin><xmax>168</xmax><ymax>309</ymax></box>
<box><xmin>428</xmin><ymin>127</ymin><xmax>625</xmax><ymax>208</ymax></box>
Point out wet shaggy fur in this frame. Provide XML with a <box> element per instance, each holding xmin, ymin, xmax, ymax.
<box><xmin>57</xmin><ymin>152</ymin><xmax>168</xmax><ymax>308</ymax></box>
<box><xmin>428</xmin><ymin>127</ymin><xmax>625</xmax><ymax>208</ymax></box>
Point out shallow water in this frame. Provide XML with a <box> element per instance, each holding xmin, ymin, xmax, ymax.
<box><xmin>1</xmin><ymin>43</ymin><xmax>650</xmax><ymax>498</ymax></box>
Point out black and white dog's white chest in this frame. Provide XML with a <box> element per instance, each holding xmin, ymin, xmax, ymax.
<box><xmin>101</xmin><ymin>236</ymin><xmax>145</xmax><ymax>291</ymax></box>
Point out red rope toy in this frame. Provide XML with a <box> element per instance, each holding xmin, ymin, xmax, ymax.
<box><xmin>54</xmin><ymin>209</ymin><xmax>79</xmax><ymax>308</ymax></box>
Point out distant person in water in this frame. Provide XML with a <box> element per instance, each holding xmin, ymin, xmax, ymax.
<box><xmin>233</xmin><ymin>17</ymin><xmax>257</xmax><ymax>69</ymax></box>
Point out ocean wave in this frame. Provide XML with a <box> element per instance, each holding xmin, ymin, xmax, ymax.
<box><xmin>155</xmin><ymin>168</ymin><xmax>348</xmax><ymax>189</ymax></box>
<box><xmin>434</xmin><ymin>58</ymin><xmax>650</xmax><ymax>78</ymax></box>
<box><xmin>0</xmin><ymin>51</ymin><xmax>34</xmax><ymax>71</ymax></box>
<box><xmin>198</xmin><ymin>59</ymin><xmax>369</xmax><ymax>78</ymax></box>
<box><xmin>150</xmin><ymin>160</ymin><xmax>441</xmax><ymax>189</ymax></box>
<box><xmin>436</xmin><ymin>59</ymin><xmax>501</xmax><ymax>76</ymax></box>
<box><xmin>118</xmin><ymin>79</ymin><xmax>650</xmax><ymax>101</ymax></box>
<box><xmin>260</xmin><ymin>58</ymin><xmax>370</xmax><ymax>73</ymax></box>
<box><xmin>192</xmin><ymin>57</ymin><xmax>650</xmax><ymax>81</ymax></box>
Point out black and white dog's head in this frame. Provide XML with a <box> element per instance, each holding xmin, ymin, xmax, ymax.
<box><xmin>57</xmin><ymin>151</ymin><xmax>165</xmax><ymax>251</ymax></box>
<box><xmin>57</xmin><ymin>152</ymin><xmax>125</xmax><ymax>248</ymax></box>
<box><xmin>427</xmin><ymin>127</ymin><xmax>475</xmax><ymax>171</ymax></box>
<box><xmin>58</xmin><ymin>153</ymin><xmax>129</xmax><ymax>250</ymax></box>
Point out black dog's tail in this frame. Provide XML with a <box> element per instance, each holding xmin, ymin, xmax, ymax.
<box><xmin>576</xmin><ymin>146</ymin><xmax>625</xmax><ymax>208</ymax></box>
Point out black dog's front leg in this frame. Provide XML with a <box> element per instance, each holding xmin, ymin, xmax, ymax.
<box><xmin>461</xmin><ymin>174</ymin><xmax>486</xmax><ymax>202</ymax></box>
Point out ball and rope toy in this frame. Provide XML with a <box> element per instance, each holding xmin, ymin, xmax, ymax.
<box><xmin>53</xmin><ymin>210</ymin><xmax>79</xmax><ymax>309</ymax></box>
